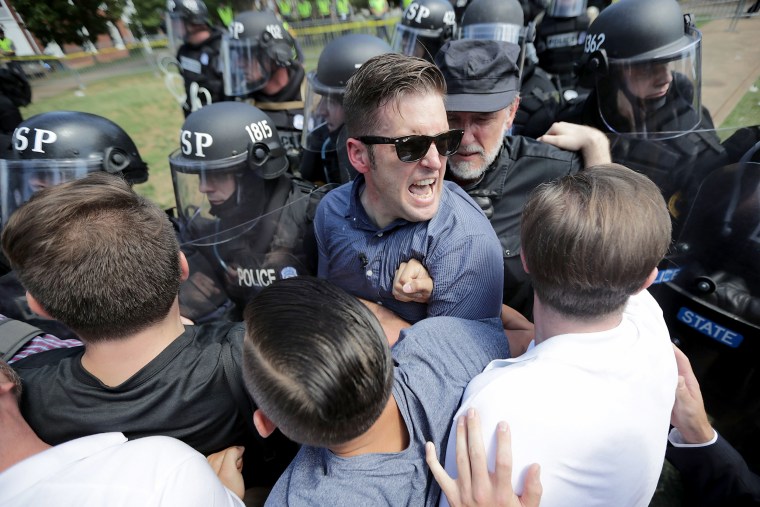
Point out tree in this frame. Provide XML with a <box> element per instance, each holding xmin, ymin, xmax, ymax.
<box><xmin>13</xmin><ymin>0</ymin><xmax>125</xmax><ymax>47</ymax></box>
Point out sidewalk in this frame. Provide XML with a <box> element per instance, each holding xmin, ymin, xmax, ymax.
<box><xmin>699</xmin><ymin>16</ymin><xmax>760</xmax><ymax>126</ymax></box>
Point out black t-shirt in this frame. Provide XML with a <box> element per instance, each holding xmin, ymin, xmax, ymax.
<box><xmin>13</xmin><ymin>321</ymin><xmax>298</xmax><ymax>487</ymax></box>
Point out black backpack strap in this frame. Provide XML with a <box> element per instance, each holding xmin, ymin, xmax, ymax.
<box><xmin>0</xmin><ymin>318</ymin><xmax>45</xmax><ymax>361</ymax></box>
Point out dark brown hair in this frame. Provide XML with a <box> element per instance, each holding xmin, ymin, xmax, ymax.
<box><xmin>1</xmin><ymin>172</ymin><xmax>181</xmax><ymax>342</ymax></box>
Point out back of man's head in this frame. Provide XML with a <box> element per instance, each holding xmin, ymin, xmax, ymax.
<box><xmin>1</xmin><ymin>172</ymin><xmax>181</xmax><ymax>342</ymax></box>
<box><xmin>242</xmin><ymin>276</ymin><xmax>394</xmax><ymax>448</ymax></box>
<box><xmin>343</xmin><ymin>52</ymin><xmax>446</xmax><ymax>138</ymax></box>
<box><xmin>521</xmin><ymin>164</ymin><xmax>671</xmax><ymax>319</ymax></box>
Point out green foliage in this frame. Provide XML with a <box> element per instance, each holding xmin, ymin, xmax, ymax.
<box><xmin>13</xmin><ymin>0</ymin><xmax>124</xmax><ymax>46</ymax></box>
<box><xmin>131</xmin><ymin>0</ymin><xmax>169</xmax><ymax>33</ymax></box>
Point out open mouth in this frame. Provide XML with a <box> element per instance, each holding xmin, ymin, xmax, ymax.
<box><xmin>408</xmin><ymin>178</ymin><xmax>436</xmax><ymax>200</ymax></box>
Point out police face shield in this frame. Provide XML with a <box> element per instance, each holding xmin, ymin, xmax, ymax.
<box><xmin>546</xmin><ymin>0</ymin><xmax>587</xmax><ymax>18</ymax></box>
<box><xmin>166</xmin><ymin>11</ymin><xmax>188</xmax><ymax>54</ymax></box>
<box><xmin>302</xmin><ymin>73</ymin><xmax>345</xmax><ymax>154</ymax></box>
<box><xmin>169</xmin><ymin>151</ymin><xmax>287</xmax><ymax>245</ymax></box>
<box><xmin>594</xmin><ymin>27</ymin><xmax>702</xmax><ymax>140</ymax></box>
<box><xmin>666</xmin><ymin>144</ymin><xmax>760</xmax><ymax>328</ymax></box>
<box><xmin>459</xmin><ymin>22</ymin><xmax>523</xmax><ymax>44</ymax></box>
<box><xmin>0</xmin><ymin>158</ymin><xmax>92</xmax><ymax>230</ymax></box>
<box><xmin>222</xmin><ymin>36</ymin><xmax>272</xmax><ymax>97</ymax></box>
<box><xmin>391</xmin><ymin>24</ymin><xmax>443</xmax><ymax>61</ymax></box>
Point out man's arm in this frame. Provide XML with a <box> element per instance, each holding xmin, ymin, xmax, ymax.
<box><xmin>426</xmin><ymin>408</ymin><xmax>542</xmax><ymax>507</ymax></box>
<box><xmin>537</xmin><ymin>122</ymin><xmax>611</xmax><ymax>168</ymax></box>
<box><xmin>666</xmin><ymin>345</ymin><xmax>760</xmax><ymax>507</ymax></box>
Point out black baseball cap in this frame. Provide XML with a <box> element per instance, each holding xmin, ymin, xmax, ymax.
<box><xmin>435</xmin><ymin>39</ymin><xmax>521</xmax><ymax>113</ymax></box>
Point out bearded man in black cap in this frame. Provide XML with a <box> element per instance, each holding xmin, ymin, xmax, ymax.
<box><xmin>434</xmin><ymin>39</ymin><xmax>611</xmax><ymax>319</ymax></box>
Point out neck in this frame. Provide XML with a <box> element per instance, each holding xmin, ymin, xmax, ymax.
<box><xmin>532</xmin><ymin>296</ymin><xmax>623</xmax><ymax>345</ymax></box>
<box><xmin>359</xmin><ymin>181</ymin><xmax>392</xmax><ymax>229</ymax></box>
<box><xmin>330</xmin><ymin>394</ymin><xmax>409</xmax><ymax>457</ymax></box>
<box><xmin>0</xmin><ymin>400</ymin><xmax>51</xmax><ymax>473</ymax></box>
<box><xmin>80</xmin><ymin>301</ymin><xmax>186</xmax><ymax>387</ymax></box>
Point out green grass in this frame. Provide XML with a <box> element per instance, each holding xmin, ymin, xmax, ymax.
<box><xmin>22</xmin><ymin>70</ymin><xmax>188</xmax><ymax>209</ymax></box>
<box><xmin>721</xmin><ymin>75</ymin><xmax>760</xmax><ymax>130</ymax></box>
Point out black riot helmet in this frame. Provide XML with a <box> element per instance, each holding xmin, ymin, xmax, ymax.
<box><xmin>1</xmin><ymin>111</ymin><xmax>148</xmax><ymax>229</ymax></box>
<box><xmin>391</xmin><ymin>0</ymin><xmax>457</xmax><ymax>62</ymax></box>
<box><xmin>449</xmin><ymin>0</ymin><xmax>473</xmax><ymax>24</ymax></box>
<box><xmin>221</xmin><ymin>10</ymin><xmax>300</xmax><ymax>97</ymax></box>
<box><xmin>169</xmin><ymin>102</ymin><xmax>292</xmax><ymax>249</ymax></box>
<box><xmin>459</xmin><ymin>0</ymin><xmax>524</xmax><ymax>44</ymax></box>
<box><xmin>303</xmin><ymin>34</ymin><xmax>393</xmax><ymax>151</ymax></box>
<box><xmin>579</xmin><ymin>0</ymin><xmax>703</xmax><ymax>139</ymax></box>
<box><xmin>166</xmin><ymin>0</ymin><xmax>211</xmax><ymax>52</ymax></box>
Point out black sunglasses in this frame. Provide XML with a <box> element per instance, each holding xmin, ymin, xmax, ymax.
<box><xmin>356</xmin><ymin>129</ymin><xmax>465</xmax><ymax>163</ymax></box>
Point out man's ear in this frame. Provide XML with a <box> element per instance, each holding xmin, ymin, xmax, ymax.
<box><xmin>253</xmin><ymin>409</ymin><xmax>277</xmax><ymax>438</ymax></box>
<box><xmin>25</xmin><ymin>292</ymin><xmax>53</xmax><ymax>319</ymax></box>
<box><xmin>179</xmin><ymin>251</ymin><xmax>190</xmax><ymax>282</ymax></box>
<box><xmin>520</xmin><ymin>249</ymin><xmax>530</xmax><ymax>274</ymax></box>
<box><xmin>635</xmin><ymin>268</ymin><xmax>659</xmax><ymax>293</ymax></box>
<box><xmin>506</xmin><ymin>96</ymin><xmax>521</xmax><ymax>131</ymax></box>
<box><xmin>346</xmin><ymin>138</ymin><xmax>371</xmax><ymax>175</ymax></box>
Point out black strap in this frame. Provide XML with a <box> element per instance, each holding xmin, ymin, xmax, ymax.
<box><xmin>0</xmin><ymin>318</ymin><xmax>45</xmax><ymax>361</ymax></box>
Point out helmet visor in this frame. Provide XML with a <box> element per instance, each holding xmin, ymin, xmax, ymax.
<box><xmin>0</xmin><ymin>159</ymin><xmax>95</xmax><ymax>229</ymax></box>
<box><xmin>391</xmin><ymin>25</ymin><xmax>442</xmax><ymax>61</ymax></box>
<box><xmin>222</xmin><ymin>36</ymin><xmax>272</xmax><ymax>97</ymax></box>
<box><xmin>460</xmin><ymin>22</ymin><xmax>523</xmax><ymax>44</ymax></box>
<box><xmin>302</xmin><ymin>73</ymin><xmax>345</xmax><ymax>153</ymax></box>
<box><xmin>171</xmin><ymin>164</ymin><xmax>312</xmax><ymax>248</ymax></box>
<box><xmin>596</xmin><ymin>32</ymin><xmax>702</xmax><ymax>140</ymax></box>
<box><xmin>547</xmin><ymin>0</ymin><xmax>587</xmax><ymax>18</ymax></box>
<box><xmin>166</xmin><ymin>12</ymin><xmax>187</xmax><ymax>54</ymax></box>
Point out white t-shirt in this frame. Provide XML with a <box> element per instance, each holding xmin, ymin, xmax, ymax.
<box><xmin>0</xmin><ymin>432</ymin><xmax>244</xmax><ymax>507</ymax></box>
<box><xmin>442</xmin><ymin>290</ymin><xmax>677</xmax><ymax>507</ymax></box>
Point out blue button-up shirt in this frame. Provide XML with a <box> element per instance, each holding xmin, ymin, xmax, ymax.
<box><xmin>315</xmin><ymin>175</ymin><xmax>504</xmax><ymax>324</ymax></box>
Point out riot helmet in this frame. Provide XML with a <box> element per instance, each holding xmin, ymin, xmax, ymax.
<box><xmin>302</xmin><ymin>34</ymin><xmax>392</xmax><ymax>154</ymax></box>
<box><xmin>169</xmin><ymin>101</ymin><xmax>289</xmax><ymax>240</ymax></box>
<box><xmin>579</xmin><ymin>0</ymin><xmax>703</xmax><ymax>139</ymax></box>
<box><xmin>391</xmin><ymin>0</ymin><xmax>457</xmax><ymax>62</ymax></box>
<box><xmin>166</xmin><ymin>0</ymin><xmax>211</xmax><ymax>53</ymax></box>
<box><xmin>459</xmin><ymin>0</ymin><xmax>524</xmax><ymax>44</ymax></box>
<box><xmin>0</xmin><ymin>111</ymin><xmax>148</xmax><ymax>230</ymax></box>
<box><xmin>221</xmin><ymin>10</ymin><xmax>299</xmax><ymax>97</ymax></box>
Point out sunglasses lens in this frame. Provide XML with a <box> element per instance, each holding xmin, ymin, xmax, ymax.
<box><xmin>396</xmin><ymin>136</ymin><xmax>430</xmax><ymax>162</ymax></box>
<box><xmin>435</xmin><ymin>130</ymin><xmax>463</xmax><ymax>156</ymax></box>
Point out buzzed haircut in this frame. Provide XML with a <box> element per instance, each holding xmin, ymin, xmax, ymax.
<box><xmin>520</xmin><ymin>164</ymin><xmax>672</xmax><ymax>319</ymax></box>
<box><xmin>343</xmin><ymin>52</ymin><xmax>447</xmax><ymax>138</ymax></box>
<box><xmin>1</xmin><ymin>172</ymin><xmax>181</xmax><ymax>342</ymax></box>
<box><xmin>242</xmin><ymin>276</ymin><xmax>394</xmax><ymax>448</ymax></box>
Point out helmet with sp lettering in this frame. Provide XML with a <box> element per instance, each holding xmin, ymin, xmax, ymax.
<box><xmin>391</xmin><ymin>0</ymin><xmax>457</xmax><ymax>62</ymax></box>
<box><xmin>0</xmin><ymin>110</ymin><xmax>148</xmax><ymax>229</ymax></box>
<box><xmin>578</xmin><ymin>0</ymin><xmax>703</xmax><ymax>139</ymax></box>
<box><xmin>221</xmin><ymin>10</ymin><xmax>301</xmax><ymax>97</ymax></box>
<box><xmin>169</xmin><ymin>102</ymin><xmax>288</xmax><ymax>224</ymax></box>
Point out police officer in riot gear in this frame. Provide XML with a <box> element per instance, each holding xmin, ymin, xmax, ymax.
<box><xmin>0</xmin><ymin>111</ymin><xmax>149</xmax><ymax>338</ymax></box>
<box><xmin>560</xmin><ymin>0</ymin><xmax>729</xmax><ymax>224</ymax></box>
<box><xmin>167</xmin><ymin>0</ymin><xmax>227</xmax><ymax>117</ymax></box>
<box><xmin>300</xmin><ymin>33</ymin><xmax>393</xmax><ymax>185</ymax></box>
<box><xmin>459</xmin><ymin>0</ymin><xmax>563</xmax><ymax>139</ymax></box>
<box><xmin>222</xmin><ymin>10</ymin><xmax>305</xmax><ymax>173</ymax></box>
<box><xmin>391</xmin><ymin>0</ymin><xmax>457</xmax><ymax>63</ymax></box>
<box><xmin>169</xmin><ymin>101</ymin><xmax>322</xmax><ymax>323</ymax></box>
<box><xmin>534</xmin><ymin>0</ymin><xmax>591</xmax><ymax>97</ymax></box>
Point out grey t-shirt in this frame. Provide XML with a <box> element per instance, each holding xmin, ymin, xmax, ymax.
<box><xmin>264</xmin><ymin>315</ymin><xmax>510</xmax><ymax>506</ymax></box>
